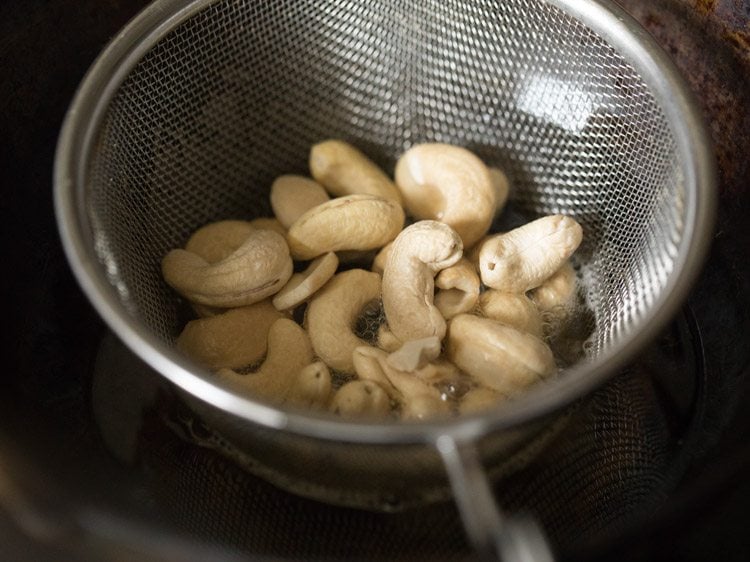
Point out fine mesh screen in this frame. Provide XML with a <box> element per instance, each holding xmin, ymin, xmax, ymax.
<box><xmin>86</xmin><ymin>0</ymin><xmax>685</xmax><ymax>360</ymax></box>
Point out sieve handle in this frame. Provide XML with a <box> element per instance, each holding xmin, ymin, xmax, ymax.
<box><xmin>436</xmin><ymin>435</ymin><xmax>554</xmax><ymax>562</ymax></box>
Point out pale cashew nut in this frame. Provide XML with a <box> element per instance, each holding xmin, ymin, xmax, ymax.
<box><xmin>382</xmin><ymin>220</ymin><xmax>463</xmax><ymax>342</ymax></box>
<box><xmin>488</xmin><ymin>167</ymin><xmax>510</xmax><ymax>216</ymax></box>
<box><xmin>370</xmin><ymin>242</ymin><xmax>393</xmax><ymax>276</ymax></box>
<box><xmin>446</xmin><ymin>314</ymin><xmax>556</xmax><ymax>396</ymax></box>
<box><xmin>176</xmin><ymin>299</ymin><xmax>285</xmax><ymax>370</ymax></box>
<box><xmin>377</xmin><ymin>324</ymin><xmax>402</xmax><ymax>353</ymax></box>
<box><xmin>459</xmin><ymin>387</ymin><xmax>506</xmax><ymax>415</ymax></box>
<box><xmin>309</xmin><ymin>139</ymin><xmax>402</xmax><ymax>204</ymax></box>
<box><xmin>286</xmin><ymin>194</ymin><xmax>404</xmax><ymax>260</ymax></box>
<box><xmin>272</xmin><ymin>252</ymin><xmax>339</xmax><ymax>311</ymax></box>
<box><xmin>329</xmin><ymin>380</ymin><xmax>391</xmax><ymax>418</ymax></box>
<box><xmin>434</xmin><ymin>258</ymin><xmax>481</xmax><ymax>320</ymax></box>
<box><xmin>353</xmin><ymin>346</ymin><xmax>450</xmax><ymax>420</ymax></box>
<box><xmin>305</xmin><ymin>268</ymin><xmax>381</xmax><ymax>373</ymax></box>
<box><xmin>247</xmin><ymin>217</ymin><xmax>287</xmax><ymax>236</ymax></box>
<box><xmin>270</xmin><ymin>175</ymin><xmax>330</xmax><ymax>229</ymax></box>
<box><xmin>394</xmin><ymin>143</ymin><xmax>496</xmax><ymax>248</ymax></box>
<box><xmin>162</xmin><ymin>229</ymin><xmax>293</xmax><ymax>307</ymax></box>
<box><xmin>478</xmin><ymin>215</ymin><xmax>583</xmax><ymax>292</ymax></box>
<box><xmin>385</xmin><ymin>336</ymin><xmax>441</xmax><ymax>372</ymax></box>
<box><xmin>215</xmin><ymin>318</ymin><xmax>314</xmax><ymax>402</ymax></box>
<box><xmin>478</xmin><ymin>290</ymin><xmax>543</xmax><ymax>337</ymax></box>
<box><xmin>185</xmin><ymin>220</ymin><xmax>255</xmax><ymax>264</ymax></box>
<box><xmin>284</xmin><ymin>361</ymin><xmax>332</xmax><ymax>410</ymax></box>
<box><xmin>529</xmin><ymin>261</ymin><xmax>578</xmax><ymax>314</ymax></box>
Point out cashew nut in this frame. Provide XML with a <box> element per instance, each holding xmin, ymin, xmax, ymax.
<box><xmin>385</xmin><ymin>336</ymin><xmax>441</xmax><ymax>372</ymax></box>
<box><xmin>176</xmin><ymin>299</ymin><xmax>285</xmax><ymax>370</ymax></box>
<box><xmin>329</xmin><ymin>380</ymin><xmax>392</xmax><ymax>418</ymax></box>
<box><xmin>459</xmin><ymin>387</ymin><xmax>506</xmax><ymax>415</ymax></box>
<box><xmin>270</xmin><ymin>175</ymin><xmax>330</xmax><ymax>229</ymax></box>
<box><xmin>478</xmin><ymin>215</ymin><xmax>583</xmax><ymax>293</ymax></box>
<box><xmin>215</xmin><ymin>318</ymin><xmax>314</xmax><ymax>402</ymax></box>
<box><xmin>434</xmin><ymin>258</ymin><xmax>481</xmax><ymax>320</ymax></box>
<box><xmin>377</xmin><ymin>324</ymin><xmax>402</xmax><ymax>353</ymax></box>
<box><xmin>162</xmin><ymin>229</ymin><xmax>293</xmax><ymax>308</ymax></box>
<box><xmin>305</xmin><ymin>268</ymin><xmax>381</xmax><ymax>373</ymax></box>
<box><xmin>353</xmin><ymin>346</ymin><xmax>450</xmax><ymax>420</ymax></box>
<box><xmin>446</xmin><ymin>314</ymin><xmax>556</xmax><ymax>396</ymax></box>
<box><xmin>286</xmin><ymin>194</ymin><xmax>404</xmax><ymax>260</ymax></box>
<box><xmin>370</xmin><ymin>242</ymin><xmax>393</xmax><ymax>276</ymax></box>
<box><xmin>247</xmin><ymin>217</ymin><xmax>287</xmax><ymax>236</ymax></box>
<box><xmin>394</xmin><ymin>143</ymin><xmax>496</xmax><ymax>248</ymax></box>
<box><xmin>529</xmin><ymin>261</ymin><xmax>578</xmax><ymax>314</ymax></box>
<box><xmin>272</xmin><ymin>252</ymin><xmax>339</xmax><ymax>311</ymax></box>
<box><xmin>309</xmin><ymin>139</ymin><xmax>402</xmax><ymax>204</ymax></box>
<box><xmin>185</xmin><ymin>220</ymin><xmax>255</xmax><ymax>264</ymax></box>
<box><xmin>489</xmin><ymin>167</ymin><xmax>510</xmax><ymax>216</ymax></box>
<box><xmin>382</xmin><ymin>220</ymin><xmax>463</xmax><ymax>342</ymax></box>
<box><xmin>478</xmin><ymin>291</ymin><xmax>543</xmax><ymax>337</ymax></box>
<box><xmin>284</xmin><ymin>361</ymin><xmax>332</xmax><ymax>410</ymax></box>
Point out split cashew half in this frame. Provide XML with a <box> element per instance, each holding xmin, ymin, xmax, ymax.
<box><xmin>434</xmin><ymin>258</ymin><xmax>481</xmax><ymax>320</ymax></box>
<box><xmin>478</xmin><ymin>215</ymin><xmax>582</xmax><ymax>293</ymax></box>
<box><xmin>162</xmin><ymin>229</ymin><xmax>293</xmax><ymax>307</ymax></box>
<box><xmin>309</xmin><ymin>139</ymin><xmax>402</xmax><ymax>204</ymax></box>
<box><xmin>272</xmin><ymin>252</ymin><xmax>339</xmax><ymax>311</ymax></box>
<box><xmin>382</xmin><ymin>220</ymin><xmax>463</xmax><ymax>342</ymax></box>
<box><xmin>286</xmin><ymin>194</ymin><xmax>404</xmax><ymax>260</ymax></box>
<box><xmin>176</xmin><ymin>299</ymin><xmax>285</xmax><ymax>370</ymax></box>
<box><xmin>446</xmin><ymin>314</ymin><xmax>556</xmax><ymax>396</ymax></box>
<box><xmin>270</xmin><ymin>175</ymin><xmax>330</xmax><ymax>229</ymax></box>
<box><xmin>216</xmin><ymin>318</ymin><xmax>314</xmax><ymax>403</ymax></box>
<box><xmin>305</xmin><ymin>268</ymin><xmax>381</xmax><ymax>373</ymax></box>
<box><xmin>479</xmin><ymin>290</ymin><xmax>543</xmax><ymax>338</ymax></box>
<box><xmin>394</xmin><ymin>143</ymin><xmax>496</xmax><ymax>248</ymax></box>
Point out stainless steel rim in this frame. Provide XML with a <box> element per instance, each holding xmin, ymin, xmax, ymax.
<box><xmin>54</xmin><ymin>0</ymin><xmax>717</xmax><ymax>446</ymax></box>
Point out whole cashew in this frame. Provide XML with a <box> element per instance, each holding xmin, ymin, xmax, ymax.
<box><xmin>309</xmin><ymin>139</ymin><xmax>402</xmax><ymax>204</ymax></box>
<box><xmin>394</xmin><ymin>143</ymin><xmax>496</xmax><ymax>248</ymax></box>
<box><xmin>329</xmin><ymin>380</ymin><xmax>392</xmax><ymax>418</ymax></box>
<box><xmin>284</xmin><ymin>361</ymin><xmax>332</xmax><ymax>410</ymax></box>
<box><xmin>270</xmin><ymin>175</ymin><xmax>330</xmax><ymax>229</ymax></box>
<box><xmin>529</xmin><ymin>261</ymin><xmax>578</xmax><ymax>314</ymax></box>
<box><xmin>434</xmin><ymin>258</ymin><xmax>481</xmax><ymax>320</ymax></box>
<box><xmin>370</xmin><ymin>242</ymin><xmax>393</xmax><ymax>276</ymax></box>
<box><xmin>446</xmin><ymin>314</ymin><xmax>556</xmax><ymax>396</ymax></box>
<box><xmin>176</xmin><ymin>299</ymin><xmax>285</xmax><ymax>370</ymax></box>
<box><xmin>305</xmin><ymin>268</ymin><xmax>381</xmax><ymax>373</ymax></box>
<box><xmin>272</xmin><ymin>252</ymin><xmax>339</xmax><ymax>311</ymax></box>
<box><xmin>215</xmin><ymin>318</ymin><xmax>314</xmax><ymax>402</ymax></box>
<box><xmin>377</xmin><ymin>324</ymin><xmax>402</xmax><ymax>352</ymax></box>
<box><xmin>479</xmin><ymin>290</ymin><xmax>543</xmax><ymax>337</ymax></box>
<box><xmin>382</xmin><ymin>220</ymin><xmax>463</xmax><ymax>342</ymax></box>
<box><xmin>162</xmin><ymin>229</ymin><xmax>293</xmax><ymax>307</ymax></box>
<box><xmin>286</xmin><ymin>194</ymin><xmax>405</xmax><ymax>260</ymax></box>
<box><xmin>488</xmin><ymin>167</ymin><xmax>510</xmax><ymax>217</ymax></box>
<box><xmin>247</xmin><ymin>217</ymin><xmax>287</xmax><ymax>236</ymax></box>
<box><xmin>185</xmin><ymin>220</ymin><xmax>255</xmax><ymax>264</ymax></box>
<box><xmin>478</xmin><ymin>215</ymin><xmax>583</xmax><ymax>292</ymax></box>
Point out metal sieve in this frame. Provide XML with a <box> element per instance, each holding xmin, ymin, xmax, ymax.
<box><xmin>55</xmin><ymin>0</ymin><xmax>715</xmax><ymax>558</ymax></box>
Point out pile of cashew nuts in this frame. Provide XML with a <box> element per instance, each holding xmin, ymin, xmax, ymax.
<box><xmin>161</xmin><ymin>140</ymin><xmax>584</xmax><ymax>420</ymax></box>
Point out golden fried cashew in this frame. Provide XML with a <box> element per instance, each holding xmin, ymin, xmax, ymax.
<box><xmin>386</xmin><ymin>336</ymin><xmax>441</xmax><ymax>372</ymax></box>
<box><xmin>284</xmin><ymin>361</ymin><xmax>332</xmax><ymax>410</ymax></box>
<box><xmin>446</xmin><ymin>314</ymin><xmax>556</xmax><ymax>396</ymax></box>
<box><xmin>479</xmin><ymin>290</ymin><xmax>544</xmax><ymax>338</ymax></box>
<box><xmin>176</xmin><ymin>299</ymin><xmax>284</xmax><ymax>370</ymax></box>
<box><xmin>162</xmin><ymin>229</ymin><xmax>293</xmax><ymax>308</ymax></box>
<box><xmin>185</xmin><ymin>220</ymin><xmax>255</xmax><ymax>263</ymax></box>
<box><xmin>353</xmin><ymin>346</ymin><xmax>450</xmax><ymax>420</ymax></box>
<box><xmin>478</xmin><ymin>215</ymin><xmax>583</xmax><ymax>293</ymax></box>
<box><xmin>215</xmin><ymin>318</ymin><xmax>314</xmax><ymax>402</ymax></box>
<box><xmin>329</xmin><ymin>380</ymin><xmax>392</xmax><ymax>418</ymax></box>
<box><xmin>272</xmin><ymin>252</ymin><xmax>339</xmax><ymax>311</ymax></box>
<box><xmin>309</xmin><ymin>139</ymin><xmax>402</xmax><ymax>204</ymax></box>
<box><xmin>270</xmin><ymin>175</ymin><xmax>330</xmax><ymax>229</ymax></box>
<box><xmin>382</xmin><ymin>220</ymin><xmax>463</xmax><ymax>342</ymax></box>
<box><xmin>459</xmin><ymin>387</ymin><xmax>506</xmax><ymax>415</ymax></box>
<box><xmin>488</xmin><ymin>167</ymin><xmax>510</xmax><ymax>216</ymax></box>
<box><xmin>371</xmin><ymin>242</ymin><xmax>393</xmax><ymax>276</ymax></box>
<box><xmin>434</xmin><ymin>258</ymin><xmax>481</xmax><ymax>320</ymax></box>
<box><xmin>394</xmin><ymin>143</ymin><xmax>496</xmax><ymax>248</ymax></box>
<box><xmin>247</xmin><ymin>217</ymin><xmax>287</xmax><ymax>236</ymax></box>
<box><xmin>287</xmin><ymin>194</ymin><xmax>405</xmax><ymax>260</ymax></box>
<box><xmin>529</xmin><ymin>261</ymin><xmax>578</xmax><ymax>314</ymax></box>
<box><xmin>305</xmin><ymin>268</ymin><xmax>381</xmax><ymax>373</ymax></box>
